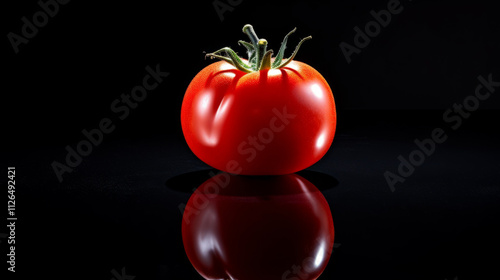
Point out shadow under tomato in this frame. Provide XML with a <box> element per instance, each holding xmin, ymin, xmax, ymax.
<box><xmin>181</xmin><ymin>172</ymin><xmax>336</xmax><ymax>280</ymax></box>
<box><xmin>165</xmin><ymin>169</ymin><xmax>339</xmax><ymax>193</ymax></box>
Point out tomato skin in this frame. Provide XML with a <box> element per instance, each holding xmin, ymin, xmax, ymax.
<box><xmin>181</xmin><ymin>173</ymin><xmax>335</xmax><ymax>280</ymax></box>
<box><xmin>181</xmin><ymin>60</ymin><xmax>336</xmax><ymax>175</ymax></box>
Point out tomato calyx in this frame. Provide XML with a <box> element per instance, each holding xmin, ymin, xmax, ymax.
<box><xmin>205</xmin><ymin>24</ymin><xmax>312</xmax><ymax>73</ymax></box>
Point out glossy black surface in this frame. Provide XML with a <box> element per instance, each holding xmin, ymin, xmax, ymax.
<box><xmin>4</xmin><ymin>111</ymin><xmax>499</xmax><ymax>280</ymax></box>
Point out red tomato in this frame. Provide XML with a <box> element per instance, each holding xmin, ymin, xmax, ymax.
<box><xmin>181</xmin><ymin>60</ymin><xmax>336</xmax><ymax>175</ymax></box>
<box><xmin>181</xmin><ymin>173</ymin><xmax>335</xmax><ymax>280</ymax></box>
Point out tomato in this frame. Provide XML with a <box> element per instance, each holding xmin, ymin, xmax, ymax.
<box><xmin>181</xmin><ymin>172</ymin><xmax>335</xmax><ymax>280</ymax></box>
<box><xmin>181</xmin><ymin>24</ymin><xmax>336</xmax><ymax>175</ymax></box>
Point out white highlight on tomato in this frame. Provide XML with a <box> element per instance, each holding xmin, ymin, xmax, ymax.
<box><xmin>196</xmin><ymin>90</ymin><xmax>218</xmax><ymax>146</ymax></box>
<box><xmin>310</xmin><ymin>83</ymin><xmax>324</xmax><ymax>100</ymax></box>
<box><xmin>314</xmin><ymin>240</ymin><xmax>326</xmax><ymax>268</ymax></box>
<box><xmin>315</xmin><ymin>130</ymin><xmax>327</xmax><ymax>150</ymax></box>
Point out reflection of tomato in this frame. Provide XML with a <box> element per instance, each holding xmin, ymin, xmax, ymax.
<box><xmin>181</xmin><ymin>24</ymin><xmax>336</xmax><ymax>175</ymax></box>
<box><xmin>182</xmin><ymin>173</ymin><xmax>335</xmax><ymax>280</ymax></box>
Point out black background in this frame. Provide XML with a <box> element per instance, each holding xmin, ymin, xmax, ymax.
<box><xmin>3</xmin><ymin>0</ymin><xmax>500</xmax><ymax>279</ymax></box>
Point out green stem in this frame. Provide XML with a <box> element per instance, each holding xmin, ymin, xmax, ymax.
<box><xmin>206</xmin><ymin>47</ymin><xmax>253</xmax><ymax>73</ymax></box>
<box><xmin>272</xmin><ymin>27</ymin><xmax>297</xmax><ymax>68</ymax></box>
<box><xmin>259</xmin><ymin>50</ymin><xmax>274</xmax><ymax>70</ymax></box>
<box><xmin>274</xmin><ymin>36</ymin><xmax>312</xmax><ymax>69</ymax></box>
<box><xmin>238</xmin><ymin>40</ymin><xmax>256</xmax><ymax>64</ymax></box>
<box><xmin>255</xmin><ymin>39</ymin><xmax>268</xmax><ymax>71</ymax></box>
<box><xmin>205</xmin><ymin>24</ymin><xmax>312</xmax><ymax>73</ymax></box>
<box><xmin>242</xmin><ymin>24</ymin><xmax>259</xmax><ymax>46</ymax></box>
